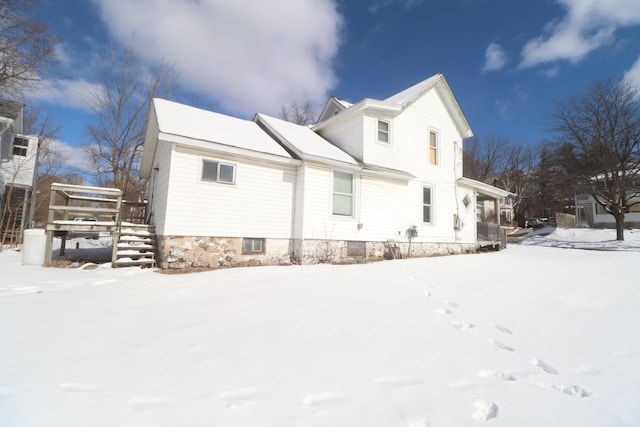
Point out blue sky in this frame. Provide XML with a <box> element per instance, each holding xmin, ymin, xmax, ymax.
<box><xmin>30</xmin><ymin>0</ymin><xmax>640</xmax><ymax>172</ymax></box>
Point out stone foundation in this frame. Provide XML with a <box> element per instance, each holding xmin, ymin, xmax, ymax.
<box><xmin>293</xmin><ymin>239</ymin><xmax>477</xmax><ymax>265</ymax></box>
<box><xmin>157</xmin><ymin>235</ymin><xmax>478</xmax><ymax>271</ymax></box>
<box><xmin>158</xmin><ymin>236</ymin><xmax>292</xmax><ymax>270</ymax></box>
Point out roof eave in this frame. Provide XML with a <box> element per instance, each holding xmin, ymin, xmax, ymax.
<box><xmin>458</xmin><ymin>177</ymin><xmax>515</xmax><ymax>198</ymax></box>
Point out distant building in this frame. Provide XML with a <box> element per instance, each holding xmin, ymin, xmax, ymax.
<box><xmin>575</xmin><ymin>174</ymin><xmax>640</xmax><ymax>228</ymax></box>
<box><xmin>0</xmin><ymin>99</ymin><xmax>39</xmax><ymax>242</ymax></box>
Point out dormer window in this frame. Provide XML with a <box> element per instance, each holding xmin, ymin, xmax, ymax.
<box><xmin>377</xmin><ymin>119</ymin><xmax>390</xmax><ymax>144</ymax></box>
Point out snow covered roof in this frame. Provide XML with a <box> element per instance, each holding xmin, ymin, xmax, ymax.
<box><xmin>334</xmin><ymin>98</ymin><xmax>353</xmax><ymax>109</ymax></box>
<box><xmin>458</xmin><ymin>177</ymin><xmax>515</xmax><ymax>198</ymax></box>
<box><xmin>256</xmin><ymin>113</ymin><xmax>359</xmax><ymax>166</ymax></box>
<box><xmin>152</xmin><ymin>98</ymin><xmax>292</xmax><ymax>159</ymax></box>
<box><xmin>385</xmin><ymin>74</ymin><xmax>442</xmax><ymax>105</ymax></box>
<box><xmin>315</xmin><ymin>74</ymin><xmax>472</xmax><ymax>138</ymax></box>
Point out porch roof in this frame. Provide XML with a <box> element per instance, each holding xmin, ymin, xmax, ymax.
<box><xmin>458</xmin><ymin>177</ymin><xmax>515</xmax><ymax>199</ymax></box>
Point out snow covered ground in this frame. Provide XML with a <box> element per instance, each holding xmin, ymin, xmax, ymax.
<box><xmin>1</xmin><ymin>228</ymin><xmax>639</xmax><ymax>426</ymax></box>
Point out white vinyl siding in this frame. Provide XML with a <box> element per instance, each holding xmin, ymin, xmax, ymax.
<box><xmin>315</xmin><ymin>114</ymin><xmax>364</xmax><ymax>160</ymax></box>
<box><xmin>363</xmin><ymin>90</ymin><xmax>458</xmax><ymax>180</ymax></box>
<box><xmin>377</xmin><ymin>119</ymin><xmax>390</xmax><ymax>143</ymax></box>
<box><xmin>202</xmin><ymin>159</ymin><xmax>235</xmax><ymax>184</ymax></box>
<box><xmin>147</xmin><ymin>139</ymin><xmax>174</xmax><ymax>235</ymax></box>
<box><xmin>163</xmin><ymin>146</ymin><xmax>295</xmax><ymax>237</ymax></box>
<box><xmin>0</xmin><ymin>135</ymin><xmax>37</xmax><ymax>188</ymax></box>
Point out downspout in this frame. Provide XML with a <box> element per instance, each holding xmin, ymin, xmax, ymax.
<box><xmin>27</xmin><ymin>137</ymin><xmax>40</xmax><ymax>230</ymax></box>
<box><xmin>453</xmin><ymin>141</ymin><xmax>461</xmax><ymax>241</ymax></box>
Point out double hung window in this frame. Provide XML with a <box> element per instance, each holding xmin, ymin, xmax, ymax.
<box><xmin>333</xmin><ymin>171</ymin><xmax>353</xmax><ymax>216</ymax></box>
<box><xmin>377</xmin><ymin>120</ymin><xmax>390</xmax><ymax>143</ymax></box>
<box><xmin>429</xmin><ymin>131</ymin><xmax>438</xmax><ymax>165</ymax></box>
<box><xmin>13</xmin><ymin>137</ymin><xmax>28</xmax><ymax>157</ymax></box>
<box><xmin>423</xmin><ymin>186</ymin><xmax>432</xmax><ymax>223</ymax></box>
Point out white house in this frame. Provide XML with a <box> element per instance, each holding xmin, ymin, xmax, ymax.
<box><xmin>140</xmin><ymin>74</ymin><xmax>512</xmax><ymax>270</ymax></box>
<box><xmin>575</xmin><ymin>182</ymin><xmax>640</xmax><ymax>228</ymax></box>
<box><xmin>0</xmin><ymin>99</ymin><xmax>39</xmax><ymax>241</ymax></box>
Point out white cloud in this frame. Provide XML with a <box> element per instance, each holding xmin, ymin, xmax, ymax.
<box><xmin>92</xmin><ymin>0</ymin><xmax>343</xmax><ymax>117</ymax></box>
<box><xmin>482</xmin><ymin>43</ymin><xmax>507</xmax><ymax>73</ymax></box>
<box><xmin>520</xmin><ymin>0</ymin><xmax>640</xmax><ymax>69</ymax></box>
<box><xmin>49</xmin><ymin>139</ymin><xmax>96</xmax><ymax>174</ymax></box>
<box><xmin>623</xmin><ymin>55</ymin><xmax>640</xmax><ymax>93</ymax></box>
<box><xmin>29</xmin><ymin>79</ymin><xmax>104</xmax><ymax>112</ymax></box>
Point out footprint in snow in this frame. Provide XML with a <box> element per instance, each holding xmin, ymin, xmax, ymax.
<box><xmin>424</xmin><ymin>291</ymin><xmax>431</xmax><ymax>298</ymax></box>
<box><xmin>451</xmin><ymin>320</ymin><xmax>475</xmax><ymax>333</ymax></box>
<box><xmin>477</xmin><ymin>369</ymin><xmax>517</xmax><ymax>382</ymax></box>
<box><xmin>489</xmin><ymin>339</ymin><xmax>514</xmax><ymax>352</ymax></box>
<box><xmin>493</xmin><ymin>323</ymin><xmax>513</xmax><ymax>335</ymax></box>
<box><xmin>445</xmin><ymin>301</ymin><xmax>458</xmax><ymax>308</ymax></box>
<box><xmin>472</xmin><ymin>399</ymin><xmax>499</xmax><ymax>421</ymax></box>
<box><xmin>220</xmin><ymin>387</ymin><xmax>267</xmax><ymax>408</ymax></box>
<box><xmin>301</xmin><ymin>392</ymin><xmax>345</xmax><ymax>407</ymax></box>
<box><xmin>434</xmin><ymin>308</ymin><xmax>452</xmax><ymax>315</ymax></box>
<box><xmin>533</xmin><ymin>380</ymin><xmax>591</xmax><ymax>398</ymax></box>
<box><xmin>531</xmin><ymin>357</ymin><xmax>558</xmax><ymax>375</ymax></box>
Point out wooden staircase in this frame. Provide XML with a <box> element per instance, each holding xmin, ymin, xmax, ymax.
<box><xmin>112</xmin><ymin>224</ymin><xmax>157</xmax><ymax>268</ymax></box>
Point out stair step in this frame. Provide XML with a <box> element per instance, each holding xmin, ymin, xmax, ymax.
<box><xmin>117</xmin><ymin>248</ymin><xmax>154</xmax><ymax>255</ymax></box>
<box><xmin>112</xmin><ymin>224</ymin><xmax>157</xmax><ymax>268</ymax></box>
<box><xmin>119</xmin><ymin>235</ymin><xmax>154</xmax><ymax>242</ymax></box>
<box><xmin>113</xmin><ymin>258</ymin><xmax>156</xmax><ymax>267</ymax></box>
<box><xmin>117</xmin><ymin>243</ymin><xmax>154</xmax><ymax>250</ymax></box>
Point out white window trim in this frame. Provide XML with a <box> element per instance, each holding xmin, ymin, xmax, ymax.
<box><xmin>376</xmin><ymin>118</ymin><xmax>391</xmax><ymax>145</ymax></box>
<box><xmin>428</xmin><ymin>128</ymin><xmax>439</xmax><ymax>166</ymax></box>
<box><xmin>201</xmin><ymin>158</ymin><xmax>236</xmax><ymax>185</ymax></box>
<box><xmin>331</xmin><ymin>170</ymin><xmax>355</xmax><ymax>219</ymax></box>
<box><xmin>422</xmin><ymin>185</ymin><xmax>434</xmax><ymax>225</ymax></box>
<box><xmin>242</xmin><ymin>238</ymin><xmax>264</xmax><ymax>254</ymax></box>
<box><xmin>12</xmin><ymin>136</ymin><xmax>29</xmax><ymax>157</ymax></box>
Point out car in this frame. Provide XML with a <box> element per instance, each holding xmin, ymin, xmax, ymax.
<box><xmin>525</xmin><ymin>218</ymin><xmax>544</xmax><ymax>228</ymax></box>
<box><xmin>68</xmin><ymin>217</ymin><xmax>100</xmax><ymax>239</ymax></box>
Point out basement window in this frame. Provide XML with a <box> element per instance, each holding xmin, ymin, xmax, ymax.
<box><xmin>242</xmin><ymin>238</ymin><xmax>264</xmax><ymax>254</ymax></box>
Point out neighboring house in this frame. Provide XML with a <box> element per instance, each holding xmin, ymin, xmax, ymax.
<box><xmin>476</xmin><ymin>194</ymin><xmax>515</xmax><ymax>225</ymax></box>
<box><xmin>0</xmin><ymin>100</ymin><xmax>39</xmax><ymax>242</ymax></box>
<box><xmin>575</xmin><ymin>179</ymin><xmax>640</xmax><ymax>228</ymax></box>
<box><xmin>140</xmin><ymin>73</ymin><xmax>512</xmax><ymax>270</ymax></box>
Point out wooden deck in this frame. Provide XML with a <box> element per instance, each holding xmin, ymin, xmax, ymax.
<box><xmin>44</xmin><ymin>183</ymin><xmax>155</xmax><ymax>267</ymax></box>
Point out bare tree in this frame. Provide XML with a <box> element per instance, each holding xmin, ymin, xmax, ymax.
<box><xmin>279</xmin><ymin>100</ymin><xmax>317</xmax><ymax>125</ymax></box>
<box><xmin>83</xmin><ymin>47</ymin><xmax>176</xmax><ymax>201</ymax></box>
<box><xmin>550</xmin><ymin>77</ymin><xmax>640</xmax><ymax>240</ymax></box>
<box><xmin>23</xmin><ymin>106</ymin><xmax>85</xmax><ymax>225</ymax></box>
<box><xmin>463</xmin><ymin>135</ymin><xmax>511</xmax><ymax>182</ymax></box>
<box><xmin>0</xmin><ymin>0</ymin><xmax>57</xmax><ymax>98</ymax></box>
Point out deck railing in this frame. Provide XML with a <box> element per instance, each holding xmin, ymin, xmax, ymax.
<box><xmin>43</xmin><ymin>183</ymin><xmax>148</xmax><ymax>265</ymax></box>
<box><xmin>477</xmin><ymin>221</ymin><xmax>507</xmax><ymax>249</ymax></box>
